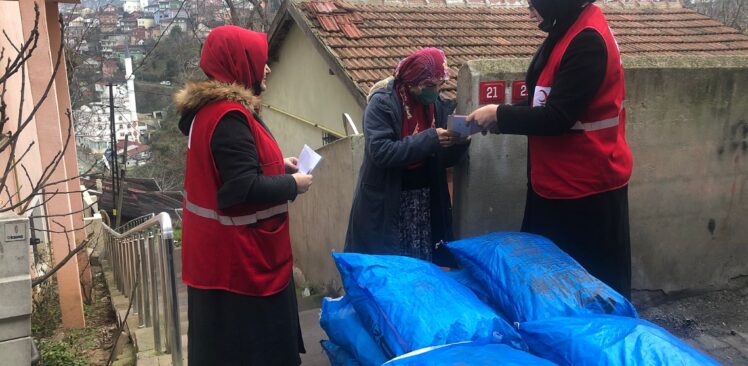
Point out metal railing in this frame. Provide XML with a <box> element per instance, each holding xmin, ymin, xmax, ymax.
<box><xmin>115</xmin><ymin>213</ymin><xmax>155</xmax><ymax>233</ymax></box>
<box><xmin>102</xmin><ymin>212</ymin><xmax>183</xmax><ymax>366</ymax></box>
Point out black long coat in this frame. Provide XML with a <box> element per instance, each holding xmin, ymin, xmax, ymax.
<box><xmin>344</xmin><ymin>79</ymin><xmax>469</xmax><ymax>265</ymax></box>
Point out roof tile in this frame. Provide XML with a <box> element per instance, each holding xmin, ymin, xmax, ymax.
<box><xmin>296</xmin><ymin>1</ymin><xmax>748</xmax><ymax>97</ymax></box>
<box><xmin>317</xmin><ymin>15</ymin><xmax>340</xmax><ymax>31</ymax></box>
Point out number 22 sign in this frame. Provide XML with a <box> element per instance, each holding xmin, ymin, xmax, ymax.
<box><xmin>512</xmin><ymin>80</ymin><xmax>528</xmax><ymax>103</ymax></box>
<box><xmin>479</xmin><ymin>81</ymin><xmax>505</xmax><ymax>105</ymax></box>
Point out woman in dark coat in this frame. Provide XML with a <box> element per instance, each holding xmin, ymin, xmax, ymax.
<box><xmin>176</xmin><ymin>26</ymin><xmax>313</xmax><ymax>365</ymax></box>
<box><xmin>467</xmin><ymin>0</ymin><xmax>633</xmax><ymax>298</ymax></box>
<box><xmin>344</xmin><ymin>48</ymin><xmax>469</xmax><ymax>266</ymax></box>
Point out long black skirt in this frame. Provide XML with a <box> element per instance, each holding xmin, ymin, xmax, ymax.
<box><xmin>521</xmin><ymin>185</ymin><xmax>632</xmax><ymax>299</ymax></box>
<box><xmin>187</xmin><ymin>281</ymin><xmax>306</xmax><ymax>366</ymax></box>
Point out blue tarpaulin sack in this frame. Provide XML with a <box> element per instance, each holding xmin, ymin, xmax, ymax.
<box><xmin>383</xmin><ymin>341</ymin><xmax>558</xmax><ymax>366</ymax></box>
<box><xmin>321</xmin><ymin>340</ymin><xmax>361</xmax><ymax>366</ymax></box>
<box><xmin>320</xmin><ymin>296</ymin><xmax>389</xmax><ymax>366</ymax></box>
<box><xmin>447</xmin><ymin>232</ymin><xmax>638</xmax><ymax>323</ymax></box>
<box><xmin>445</xmin><ymin>269</ymin><xmax>489</xmax><ymax>302</ymax></box>
<box><xmin>332</xmin><ymin>253</ymin><xmax>525</xmax><ymax>358</ymax></box>
<box><xmin>519</xmin><ymin>314</ymin><xmax>720</xmax><ymax>366</ymax></box>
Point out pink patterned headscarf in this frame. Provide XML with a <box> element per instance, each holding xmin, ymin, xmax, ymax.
<box><xmin>394</xmin><ymin>48</ymin><xmax>450</xmax><ymax>86</ymax></box>
<box><xmin>392</xmin><ymin>48</ymin><xmax>449</xmax><ymax>170</ymax></box>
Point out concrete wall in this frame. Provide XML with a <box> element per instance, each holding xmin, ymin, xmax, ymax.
<box><xmin>262</xmin><ymin>24</ymin><xmax>365</xmax><ymax>156</ymax></box>
<box><xmin>454</xmin><ymin>56</ymin><xmax>748</xmax><ymax>293</ymax></box>
<box><xmin>0</xmin><ymin>214</ymin><xmax>32</xmax><ymax>366</ymax></box>
<box><xmin>20</xmin><ymin>0</ymin><xmax>86</xmax><ymax>328</ymax></box>
<box><xmin>288</xmin><ymin>136</ymin><xmax>364</xmax><ymax>293</ymax></box>
<box><xmin>47</xmin><ymin>1</ymin><xmax>94</xmax><ymax>306</ymax></box>
<box><xmin>0</xmin><ymin>0</ymin><xmax>87</xmax><ymax>328</ymax></box>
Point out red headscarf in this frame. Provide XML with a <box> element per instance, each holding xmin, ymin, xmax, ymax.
<box><xmin>393</xmin><ymin>48</ymin><xmax>449</xmax><ymax>169</ymax></box>
<box><xmin>200</xmin><ymin>25</ymin><xmax>268</xmax><ymax>93</ymax></box>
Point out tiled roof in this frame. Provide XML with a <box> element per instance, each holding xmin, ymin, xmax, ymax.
<box><xmin>291</xmin><ymin>0</ymin><xmax>748</xmax><ymax>98</ymax></box>
<box><xmin>82</xmin><ymin>177</ymin><xmax>183</xmax><ymax>221</ymax></box>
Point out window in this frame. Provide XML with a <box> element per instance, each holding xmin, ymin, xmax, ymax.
<box><xmin>322</xmin><ymin>132</ymin><xmax>339</xmax><ymax>146</ymax></box>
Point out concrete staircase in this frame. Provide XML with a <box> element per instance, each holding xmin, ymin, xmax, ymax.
<box><xmin>104</xmin><ymin>247</ymin><xmax>329</xmax><ymax>366</ymax></box>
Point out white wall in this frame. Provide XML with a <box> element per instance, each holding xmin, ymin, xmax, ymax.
<box><xmin>262</xmin><ymin>24</ymin><xmax>364</xmax><ymax>156</ymax></box>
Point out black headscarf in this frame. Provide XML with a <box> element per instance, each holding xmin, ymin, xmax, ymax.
<box><xmin>525</xmin><ymin>0</ymin><xmax>595</xmax><ymax>92</ymax></box>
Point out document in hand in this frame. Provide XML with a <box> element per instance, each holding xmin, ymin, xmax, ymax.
<box><xmin>447</xmin><ymin>115</ymin><xmax>483</xmax><ymax>137</ymax></box>
<box><xmin>298</xmin><ymin>144</ymin><xmax>322</xmax><ymax>174</ymax></box>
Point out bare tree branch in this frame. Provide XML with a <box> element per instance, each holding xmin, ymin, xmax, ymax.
<box><xmin>32</xmin><ymin>235</ymin><xmax>92</xmax><ymax>288</ymax></box>
<box><xmin>34</xmin><ymin>219</ymin><xmax>94</xmax><ymax>234</ymax></box>
<box><xmin>0</xmin><ymin>6</ymin><xmax>73</xmax><ymax>216</ymax></box>
<box><xmin>30</xmin><ymin>199</ymin><xmax>97</xmax><ymax>218</ymax></box>
<box><xmin>0</xmin><ymin>3</ymin><xmax>41</xmax><ymax>85</ymax></box>
<box><xmin>223</xmin><ymin>0</ymin><xmax>238</xmax><ymax>24</ymax></box>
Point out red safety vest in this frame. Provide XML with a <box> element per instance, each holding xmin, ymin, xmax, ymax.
<box><xmin>529</xmin><ymin>4</ymin><xmax>633</xmax><ymax>199</ymax></box>
<box><xmin>181</xmin><ymin>100</ymin><xmax>292</xmax><ymax>296</ymax></box>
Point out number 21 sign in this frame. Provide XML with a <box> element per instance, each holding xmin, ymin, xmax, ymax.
<box><xmin>479</xmin><ymin>81</ymin><xmax>505</xmax><ymax>105</ymax></box>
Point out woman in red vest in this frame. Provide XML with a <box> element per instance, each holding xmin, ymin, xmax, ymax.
<box><xmin>467</xmin><ymin>0</ymin><xmax>633</xmax><ymax>298</ymax></box>
<box><xmin>175</xmin><ymin>26</ymin><xmax>313</xmax><ymax>365</ymax></box>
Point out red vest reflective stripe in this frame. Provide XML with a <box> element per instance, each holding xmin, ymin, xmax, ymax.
<box><xmin>181</xmin><ymin>100</ymin><xmax>292</xmax><ymax>296</ymax></box>
<box><xmin>529</xmin><ymin>5</ymin><xmax>633</xmax><ymax>199</ymax></box>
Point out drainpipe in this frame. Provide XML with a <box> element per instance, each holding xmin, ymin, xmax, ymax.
<box><xmin>261</xmin><ymin>103</ymin><xmax>346</xmax><ymax>138</ymax></box>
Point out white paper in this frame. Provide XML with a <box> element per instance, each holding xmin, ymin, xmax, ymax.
<box><xmin>298</xmin><ymin>144</ymin><xmax>322</xmax><ymax>174</ymax></box>
<box><xmin>447</xmin><ymin>114</ymin><xmax>483</xmax><ymax>137</ymax></box>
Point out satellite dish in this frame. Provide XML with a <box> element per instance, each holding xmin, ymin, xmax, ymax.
<box><xmin>342</xmin><ymin>113</ymin><xmax>359</xmax><ymax>136</ymax></box>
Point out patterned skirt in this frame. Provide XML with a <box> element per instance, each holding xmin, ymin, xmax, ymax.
<box><xmin>396</xmin><ymin>187</ymin><xmax>433</xmax><ymax>261</ymax></box>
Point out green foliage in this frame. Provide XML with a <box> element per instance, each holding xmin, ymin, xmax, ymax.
<box><xmin>125</xmin><ymin>19</ymin><xmax>202</xmax><ymax>191</ymax></box>
<box><xmin>39</xmin><ymin>340</ymin><xmax>88</xmax><ymax>366</ymax></box>
<box><xmin>31</xmin><ymin>279</ymin><xmax>61</xmax><ymax>339</ymax></box>
<box><xmin>134</xmin><ymin>82</ymin><xmax>173</xmax><ymax>114</ymax></box>
<box><xmin>135</xmin><ymin>24</ymin><xmax>200</xmax><ymax>84</ymax></box>
<box><xmin>168</xmin><ymin>26</ymin><xmax>184</xmax><ymax>40</ymax></box>
<box><xmin>33</xmin><ymin>283</ymin><xmax>92</xmax><ymax>366</ymax></box>
<box><xmin>129</xmin><ymin>115</ymin><xmax>187</xmax><ymax>191</ymax></box>
<box><xmin>164</xmin><ymin>59</ymin><xmax>179</xmax><ymax>80</ymax></box>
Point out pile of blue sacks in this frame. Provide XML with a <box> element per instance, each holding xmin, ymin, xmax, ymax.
<box><xmin>320</xmin><ymin>232</ymin><xmax>720</xmax><ymax>365</ymax></box>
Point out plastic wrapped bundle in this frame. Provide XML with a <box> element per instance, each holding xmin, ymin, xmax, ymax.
<box><xmin>320</xmin><ymin>296</ymin><xmax>388</xmax><ymax>366</ymax></box>
<box><xmin>519</xmin><ymin>314</ymin><xmax>720</xmax><ymax>366</ymax></box>
<box><xmin>447</xmin><ymin>232</ymin><xmax>637</xmax><ymax>323</ymax></box>
<box><xmin>384</xmin><ymin>341</ymin><xmax>558</xmax><ymax>366</ymax></box>
<box><xmin>321</xmin><ymin>340</ymin><xmax>361</xmax><ymax>366</ymax></box>
<box><xmin>332</xmin><ymin>253</ymin><xmax>525</xmax><ymax>358</ymax></box>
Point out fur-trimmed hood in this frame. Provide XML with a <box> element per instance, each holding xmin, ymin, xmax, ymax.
<box><xmin>367</xmin><ymin>77</ymin><xmax>394</xmax><ymax>102</ymax></box>
<box><xmin>174</xmin><ymin>80</ymin><xmax>260</xmax><ymax>135</ymax></box>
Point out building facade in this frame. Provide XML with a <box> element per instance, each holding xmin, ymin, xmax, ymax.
<box><xmin>0</xmin><ymin>0</ymin><xmax>89</xmax><ymax>328</ymax></box>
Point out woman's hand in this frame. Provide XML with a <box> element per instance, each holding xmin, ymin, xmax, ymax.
<box><xmin>292</xmin><ymin>173</ymin><xmax>313</xmax><ymax>194</ymax></box>
<box><xmin>284</xmin><ymin>157</ymin><xmax>299</xmax><ymax>174</ymax></box>
<box><xmin>436</xmin><ymin>128</ymin><xmax>463</xmax><ymax>148</ymax></box>
<box><xmin>466</xmin><ymin>104</ymin><xmax>499</xmax><ymax>135</ymax></box>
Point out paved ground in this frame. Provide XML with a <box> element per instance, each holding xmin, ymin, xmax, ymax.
<box><xmin>638</xmin><ymin>285</ymin><xmax>748</xmax><ymax>365</ymax></box>
<box><xmin>300</xmin><ymin>309</ymin><xmax>328</xmax><ymax>366</ymax></box>
<box><xmin>172</xmin><ymin>249</ymin><xmax>330</xmax><ymax>366</ymax></box>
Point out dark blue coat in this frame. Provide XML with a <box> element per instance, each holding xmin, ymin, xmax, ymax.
<box><xmin>344</xmin><ymin>80</ymin><xmax>469</xmax><ymax>265</ymax></box>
